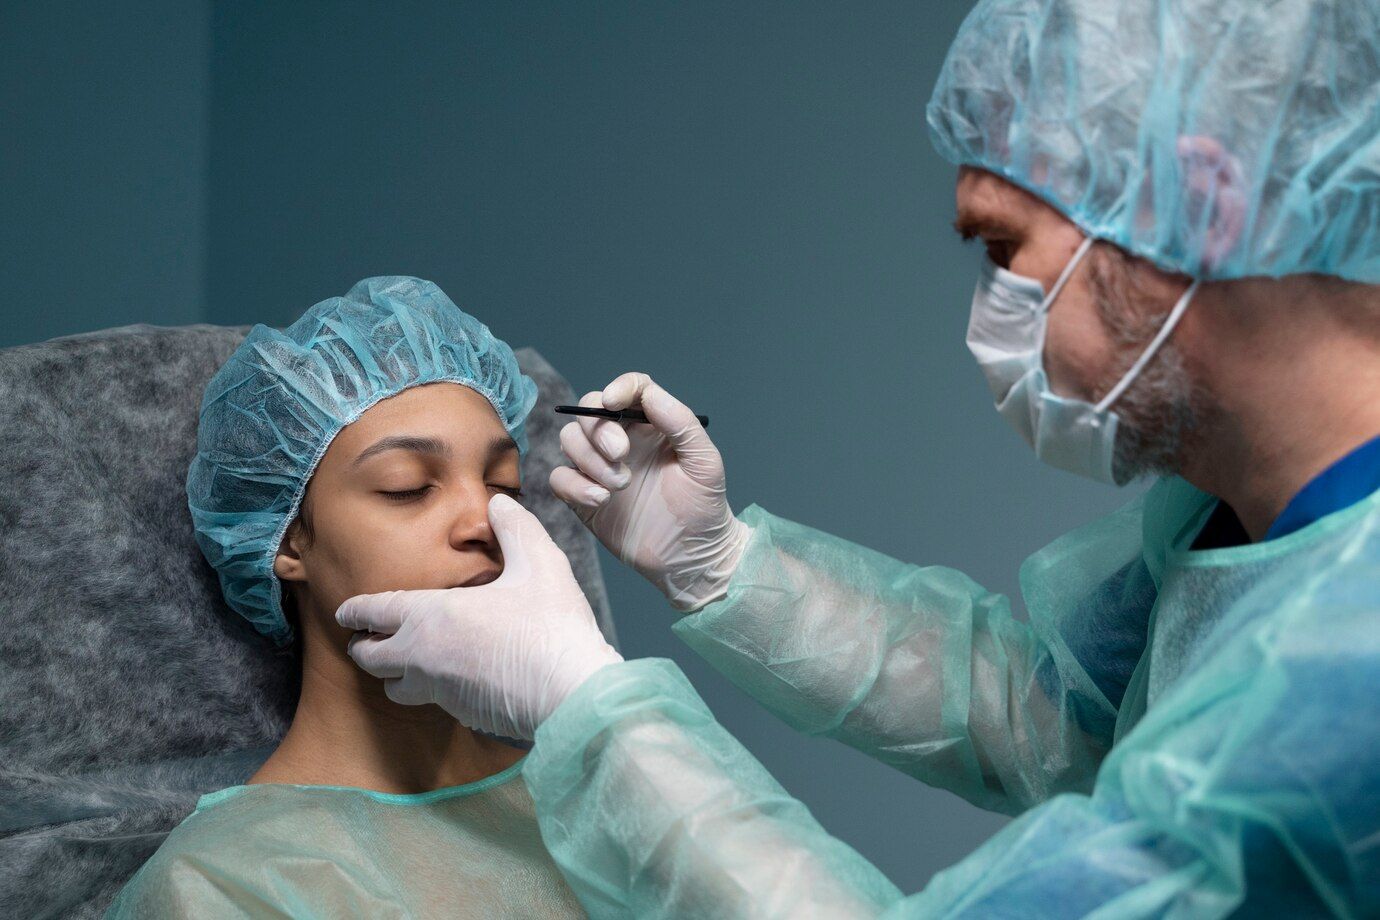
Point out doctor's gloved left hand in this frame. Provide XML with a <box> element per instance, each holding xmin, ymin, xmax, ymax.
<box><xmin>335</xmin><ymin>494</ymin><xmax>623</xmax><ymax>740</ymax></box>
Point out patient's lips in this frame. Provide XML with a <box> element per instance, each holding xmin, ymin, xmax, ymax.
<box><xmin>455</xmin><ymin>567</ymin><xmax>500</xmax><ymax>588</ymax></box>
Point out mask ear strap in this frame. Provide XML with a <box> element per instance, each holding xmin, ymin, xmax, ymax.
<box><xmin>1039</xmin><ymin>236</ymin><xmax>1097</xmax><ymax>313</ymax></box>
<box><xmin>1095</xmin><ymin>279</ymin><xmax>1202</xmax><ymax>413</ymax></box>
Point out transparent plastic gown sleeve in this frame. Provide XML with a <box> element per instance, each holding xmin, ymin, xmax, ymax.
<box><xmin>525</xmin><ymin>496</ymin><xmax>1380</xmax><ymax>916</ymax></box>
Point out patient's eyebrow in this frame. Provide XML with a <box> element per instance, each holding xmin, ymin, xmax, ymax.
<box><xmin>352</xmin><ymin>435</ymin><xmax>451</xmax><ymax>467</ymax></box>
<box><xmin>486</xmin><ymin>433</ymin><xmax>519</xmax><ymax>461</ymax></box>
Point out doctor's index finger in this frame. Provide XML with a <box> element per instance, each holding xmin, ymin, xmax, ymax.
<box><xmin>602</xmin><ymin>371</ymin><xmax>708</xmax><ymax>453</ymax></box>
<box><xmin>600</xmin><ymin>371</ymin><xmax>656</xmax><ymax>411</ymax></box>
<box><xmin>577</xmin><ymin>389</ymin><xmax>629</xmax><ymax>462</ymax></box>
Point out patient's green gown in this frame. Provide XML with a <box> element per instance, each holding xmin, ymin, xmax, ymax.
<box><xmin>105</xmin><ymin>758</ymin><xmax>584</xmax><ymax>918</ymax></box>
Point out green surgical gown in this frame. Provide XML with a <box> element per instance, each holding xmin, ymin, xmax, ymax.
<box><xmin>525</xmin><ymin>477</ymin><xmax>1380</xmax><ymax>917</ymax></box>
<box><xmin>106</xmin><ymin>758</ymin><xmax>584</xmax><ymax>918</ymax></box>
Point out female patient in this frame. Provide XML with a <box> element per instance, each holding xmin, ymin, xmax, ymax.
<box><xmin>108</xmin><ymin>277</ymin><xmax>587</xmax><ymax>917</ymax></box>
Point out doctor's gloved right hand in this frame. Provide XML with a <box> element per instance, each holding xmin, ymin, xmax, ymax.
<box><xmin>549</xmin><ymin>372</ymin><xmax>750</xmax><ymax>611</ymax></box>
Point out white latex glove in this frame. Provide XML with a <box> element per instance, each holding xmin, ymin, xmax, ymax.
<box><xmin>549</xmin><ymin>372</ymin><xmax>751</xmax><ymax>611</ymax></box>
<box><xmin>335</xmin><ymin>493</ymin><xmax>623</xmax><ymax>740</ymax></box>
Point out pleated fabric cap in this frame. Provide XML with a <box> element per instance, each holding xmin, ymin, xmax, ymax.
<box><xmin>928</xmin><ymin>0</ymin><xmax>1380</xmax><ymax>282</ymax></box>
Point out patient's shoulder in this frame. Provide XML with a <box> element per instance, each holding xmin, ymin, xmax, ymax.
<box><xmin>170</xmin><ymin>783</ymin><xmax>375</xmax><ymax>856</ymax></box>
<box><xmin>106</xmin><ymin>785</ymin><xmax>372</xmax><ymax>917</ymax></box>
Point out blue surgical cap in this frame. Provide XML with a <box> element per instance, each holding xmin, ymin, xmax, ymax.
<box><xmin>188</xmin><ymin>276</ymin><xmax>539</xmax><ymax>644</ymax></box>
<box><xmin>927</xmin><ymin>0</ymin><xmax>1380</xmax><ymax>283</ymax></box>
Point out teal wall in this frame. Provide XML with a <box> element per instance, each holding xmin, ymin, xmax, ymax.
<box><xmin>2</xmin><ymin>1</ymin><xmax>1136</xmax><ymax>893</ymax></box>
<box><xmin>1</xmin><ymin>1</ymin><xmax>208</xmax><ymax>347</ymax></box>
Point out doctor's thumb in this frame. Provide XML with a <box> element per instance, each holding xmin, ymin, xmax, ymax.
<box><xmin>487</xmin><ymin>494</ymin><xmax>567</xmax><ymax>582</ymax></box>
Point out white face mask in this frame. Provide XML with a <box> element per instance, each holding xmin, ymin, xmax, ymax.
<box><xmin>966</xmin><ymin>237</ymin><xmax>1200</xmax><ymax>485</ymax></box>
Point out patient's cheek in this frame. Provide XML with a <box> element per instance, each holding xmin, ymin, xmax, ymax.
<box><xmin>315</xmin><ymin>517</ymin><xmax>458</xmax><ymax>610</ymax></box>
<box><xmin>338</xmin><ymin>539</ymin><xmax>437</xmax><ymax>596</ymax></box>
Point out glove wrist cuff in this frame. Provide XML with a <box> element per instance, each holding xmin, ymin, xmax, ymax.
<box><xmin>669</xmin><ymin>516</ymin><xmax>752</xmax><ymax>613</ymax></box>
<box><xmin>538</xmin><ymin>641</ymin><xmax>625</xmax><ymax>728</ymax></box>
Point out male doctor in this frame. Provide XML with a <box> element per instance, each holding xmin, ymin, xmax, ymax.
<box><xmin>337</xmin><ymin>0</ymin><xmax>1380</xmax><ymax>915</ymax></box>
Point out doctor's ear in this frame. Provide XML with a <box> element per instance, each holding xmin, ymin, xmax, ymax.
<box><xmin>1176</xmin><ymin>135</ymin><xmax>1246</xmax><ymax>273</ymax></box>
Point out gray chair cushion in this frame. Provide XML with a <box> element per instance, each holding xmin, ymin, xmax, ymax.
<box><xmin>0</xmin><ymin>324</ymin><xmax>612</xmax><ymax>919</ymax></box>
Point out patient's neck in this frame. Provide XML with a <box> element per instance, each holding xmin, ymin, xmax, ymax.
<box><xmin>249</xmin><ymin>606</ymin><xmax>523</xmax><ymax>793</ymax></box>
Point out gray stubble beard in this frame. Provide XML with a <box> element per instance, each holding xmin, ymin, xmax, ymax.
<box><xmin>1088</xmin><ymin>248</ymin><xmax>1210</xmax><ymax>484</ymax></box>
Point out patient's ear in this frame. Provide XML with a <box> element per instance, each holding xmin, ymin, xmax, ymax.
<box><xmin>274</xmin><ymin>518</ymin><xmax>309</xmax><ymax>584</ymax></box>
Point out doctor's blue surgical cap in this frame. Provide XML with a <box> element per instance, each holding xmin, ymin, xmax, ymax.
<box><xmin>187</xmin><ymin>276</ymin><xmax>539</xmax><ymax>644</ymax></box>
<box><xmin>927</xmin><ymin>0</ymin><xmax>1380</xmax><ymax>283</ymax></box>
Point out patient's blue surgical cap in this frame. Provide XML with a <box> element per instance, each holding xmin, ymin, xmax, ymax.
<box><xmin>188</xmin><ymin>276</ymin><xmax>539</xmax><ymax>644</ymax></box>
<box><xmin>927</xmin><ymin>0</ymin><xmax>1380</xmax><ymax>283</ymax></box>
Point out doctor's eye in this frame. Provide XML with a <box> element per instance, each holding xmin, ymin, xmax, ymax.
<box><xmin>380</xmin><ymin>486</ymin><xmax>433</xmax><ymax>502</ymax></box>
<box><xmin>984</xmin><ymin>240</ymin><xmax>1013</xmax><ymax>269</ymax></box>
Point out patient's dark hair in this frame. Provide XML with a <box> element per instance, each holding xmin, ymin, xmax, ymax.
<box><xmin>293</xmin><ymin>491</ymin><xmax>316</xmax><ymax>545</ymax></box>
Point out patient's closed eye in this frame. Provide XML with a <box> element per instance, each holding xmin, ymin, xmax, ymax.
<box><xmin>380</xmin><ymin>484</ymin><xmax>522</xmax><ymax>502</ymax></box>
<box><xmin>381</xmin><ymin>486</ymin><xmax>433</xmax><ymax>502</ymax></box>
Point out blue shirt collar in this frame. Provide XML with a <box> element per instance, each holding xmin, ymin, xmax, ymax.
<box><xmin>1265</xmin><ymin>433</ymin><xmax>1380</xmax><ymax>541</ymax></box>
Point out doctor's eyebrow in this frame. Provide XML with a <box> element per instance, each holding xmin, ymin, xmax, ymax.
<box><xmin>352</xmin><ymin>435</ymin><xmax>451</xmax><ymax>467</ymax></box>
<box><xmin>953</xmin><ymin>212</ymin><xmax>1023</xmax><ymax>241</ymax></box>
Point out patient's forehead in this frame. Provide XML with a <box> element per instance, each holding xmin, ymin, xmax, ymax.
<box><xmin>322</xmin><ymin>382</ymin><xmax>511</xmax><ymax>468</ymax></box>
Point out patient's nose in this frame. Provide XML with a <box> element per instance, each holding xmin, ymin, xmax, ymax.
<box><xmin>446</xmin><ymin>491</ymin><xmax>498</xmax><ymax>552</ymax></box>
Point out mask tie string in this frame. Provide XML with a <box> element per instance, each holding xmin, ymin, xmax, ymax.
<box><xmin>1038</xmin><ymin>236</ymin><xmax>1097</xmax><ymax>313</ymax></box>
<box><xmin>1095</xmin><ymin>279</ymin><xmax>1201</xmax><ymax>413</ymax></box>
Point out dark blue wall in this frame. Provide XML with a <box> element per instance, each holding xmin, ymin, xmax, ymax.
<box><xmin>5</xmin><ymin>1</ymin><xmax>1137</xmax><ymax>893</ymax></box>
